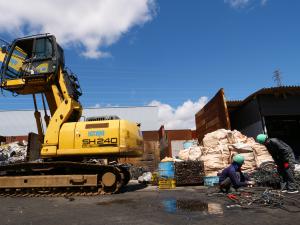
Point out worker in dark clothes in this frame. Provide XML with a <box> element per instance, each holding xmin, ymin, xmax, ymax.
<box><xmin>219</xmin><ymin>154</ymin><xmax>252</xmax><ymax>193</ymax></box>
<box><xmin>256</xmin><ymin>134</ymin><xmax>298</xmax><ymax>194</ymax></box>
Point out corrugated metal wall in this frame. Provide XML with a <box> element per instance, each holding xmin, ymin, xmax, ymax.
<box><xmin>229</xmin><ymin>99</ymin><xmax>264</xmax><ymax>137</ymax></box>
<box><xmin>5</xmin><ymin>135</ymin><xmax>28</xmax><ymax>144</ymax></box>
<box><xmin>195</xmin><ymin>89</ymin><xmax>230</xmax><ymax>142</ymax></box>
<box><xmin>258</xmin><ymin>95</ymin><xmax>300</xmax><ymax>116</ymax></box>
<box><xmin>165</xmin><ymin>130</ymin><xmax>194</xmax><ymax>157</ymax></box>
<box><xmin>119</xmin><ymin>131</ymin><xmax>160</xmax><ymax>172</ymax></box>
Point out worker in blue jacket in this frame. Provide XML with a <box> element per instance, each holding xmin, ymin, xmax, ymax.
<box><xmin>256</xmin><ymin>134</ymin><xmax>298</xmax><ymax>194</ymax></box>
<box><xmin>218</xmin><ymin>154</ymin><xmax>252</xmax><ymax>193</ymax></box>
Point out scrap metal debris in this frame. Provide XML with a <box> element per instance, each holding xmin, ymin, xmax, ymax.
<box><xmin>129</xmin><ymin>166</ymin><xmax>149</xmax><ymax>180</ymax></box>
<box><xmin>223</xmin><ymin>188</ymin><xmax>300</xmax><ymax>212</ymax></box>
<box><xmin>251</xmin><ymin>161</ymin><xmax>281</xmax><ymax>189</ymax></box>
<box><xmin>175</xmin><ymin>160</ymin><xmax>205</xmax><ymax>186</ymax></box>
<box><xmin>0</xmin><ymin>141</ymin><xmax>28</xmax><ymax>165</ymax></box>
<box><xmin>295</xmin><ymin>164</ymin><xmax>300</xmax><ymax>183</ymax></box>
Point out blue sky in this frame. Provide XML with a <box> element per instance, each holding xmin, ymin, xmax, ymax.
<box><xmin>0</xmin><ymin>0</ymin><xmax>299</xmax><ymax>128</ymax></box>
<box><xmin>74</xmin><ymin>0</ymin><xmax>300</xmax><ymax>106</ymax></box>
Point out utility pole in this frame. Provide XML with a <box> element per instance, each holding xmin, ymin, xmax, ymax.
<box><xmin>273</xmin><ymin>69</ymin><xmax>283</xmax><ymax>87</ymax></box>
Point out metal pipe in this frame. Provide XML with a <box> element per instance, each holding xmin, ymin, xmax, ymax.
<box><xmin>32</xmin><ymin>94</ymin><xmax>44</xmax><ymax>142</ymax></box>
<box><xmin>41</xmin><ymin>94</ymin><xmax>50</xmax><ymax>127</ymax></box>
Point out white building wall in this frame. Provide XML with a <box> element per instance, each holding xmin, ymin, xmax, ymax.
<box><xmin>0</xmin><ymin>106</ymin><xmax>159</xmax><ymax>136</ymax></box>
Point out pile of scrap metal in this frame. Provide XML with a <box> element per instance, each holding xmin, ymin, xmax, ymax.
<box><xmin>175</xmin><ymin>160</ymin><xmax>205</xmax><ymax>186</ymax></box>
<box><xmin>224</xmin><ymin>188</ymin><xmax>300</xmax><ymax>212</ymax></box>
<box><xmin>251</xmin><ymin>160</ymin><xmax>300</xmax><ymax>189</ymax></box>
<box><xmin>294</xmin><ymin>164</ymin><xmax>300</xmax><ymax>183</ymax></box>
<box><xmin>0</xmin><ymin>141</ymin><xmax>28</xmax><ymax>165</ymax></box>
<box><xmin>129</xmin><ymin>165</ymin><xmax>150</xmax><ymax>180</ymax></box>
<box><xmin>158</xmin><ymin>155</ymin><xmax>205</xmax><ymax>186</ymax></box>
<box><xmin>251</xmin><ymin>161</ymin><xmax>281</xmax><ymax>189</ymax></box>
<box><xmin>178</xmin><ymin>129</ymin><xmax>273</xmax><ymax>176</ymax></box>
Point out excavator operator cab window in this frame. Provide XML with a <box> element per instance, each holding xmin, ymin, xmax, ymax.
<box><xmin>2</xmin><ymin>39</ymin><xmax>32</xmax><ymax>79</ymax></box>
<box><xmin>33</xmin><ymin>38</ymin><xmax>53</xmax><ymax>60</ymax></box>
<box><xmin>2</xmin><ymin>36</ymin><xmax>58</xmax><ymax>80</ymax></box>
<box><xmin>57</xmin><ymin>44</ymin><xmax>65</xmax><ymax>68</ymax></box>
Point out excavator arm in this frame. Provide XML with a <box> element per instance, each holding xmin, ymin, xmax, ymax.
<box><xmin>0</xmin><ymin>34</ymin><xmax>83</xmax><ymax>156</ymax></box>
<box><xmin>0</xmin><ymin>34</ymin><xmax>143</xmax><ymax>159</ymax></box>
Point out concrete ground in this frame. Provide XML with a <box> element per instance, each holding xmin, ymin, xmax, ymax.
<box><xmin>1</xmin><ymin>181</ymin><xmax>299</xmax><ymax>225</ymax></box>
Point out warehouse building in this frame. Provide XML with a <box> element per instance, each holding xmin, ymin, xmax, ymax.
<box><xmin>0</xmin><ymin>106</ymin><xmax>160</xmax><ymax>136</ymax></box>
<box><xmin>195</xmin><ymin>86</ymin><xmax>300</xmax><ymax>158</ymax></box>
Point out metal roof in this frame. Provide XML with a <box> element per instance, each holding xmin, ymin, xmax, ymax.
<box><xmin>226</xmin><ymin>100</ymin><xmax>242</xmax><ymax>108</ymax></box>
<box><xmin>227</xmin><ymin>86</ymin><xmax>300</xmax><ymax>110</ymax></box>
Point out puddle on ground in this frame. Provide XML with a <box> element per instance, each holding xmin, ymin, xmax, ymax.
<box><xmin>162</xmin><ymin>199</ymin><xmax>223</xmax><ymax>215</ymax></box>
<box><xmin>96</xmin><ymin>199</ymin><xmax>133</xmax><ymax>206</ymax></box>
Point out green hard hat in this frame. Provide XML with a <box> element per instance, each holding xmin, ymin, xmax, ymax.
<box><xmin>233</xmin><ymin>154</ymin><xmax>245</xmax><ymax>165</ymax></box>
<box><xmin>256</xmin><ymin>134</ymin><xmax>267</xmax><ymax>144</ymax></box>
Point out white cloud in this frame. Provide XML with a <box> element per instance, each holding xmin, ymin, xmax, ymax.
<box><xmin>224</xmin><ymin>0</ymin><xmax>268</xmax><ymax>8</ymax></box>
<box><xmin>225</xmin><ymin>0</ymin><xmax>250</xmax><ymax>8</ymax></box>
<box><xmin>0</xmin><ymin>0</ymin><xmax>156</xmax><ymax>58</ymax></box>
<box><xmin>90</xmin><ymin>103</ymin><xmax>119</xmax><ymax>108</ymax></box>
<box><xmin>92</xmin><ymin>103</ymin><xmax>101</xmax><ymax>108</ymax></box>
<box><xmin>261</xmin><ymin>0</ymin><xmax>268</xmax><ymax>6</ymax></box>
<box><xmin>148</xmin><ymin>97</ymin><xmax>208</xmax><ymax>130</ymax></box>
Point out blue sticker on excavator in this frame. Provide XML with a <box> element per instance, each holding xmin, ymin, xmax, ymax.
<box><xmin>88</xmin><ymin>130</ymin><xmax>105</xmax><ymax>137</ymax></box>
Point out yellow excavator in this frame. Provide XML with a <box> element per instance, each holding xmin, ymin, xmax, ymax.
<box><xmin>0</xmin><ymin>34</ymin><xmax>143</xmax><ymax>195</ymax></box>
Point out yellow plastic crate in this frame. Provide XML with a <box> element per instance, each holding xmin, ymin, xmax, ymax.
<box><xmin>158</xmin><ymin>179</ymin><xmax>176</xmax><ymax>189</ymax></box>
<box><xmin>151</xmin><ymin>172</ymin><xmax>159</xmax><ymax>186</ymax></box>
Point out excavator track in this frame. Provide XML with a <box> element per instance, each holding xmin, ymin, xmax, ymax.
<box><xmin>0</xmin><ymin>162</ymin><xmax>131</xmax><ymax>197</ymax></box>
<box><xmin>0</xmin><ymin>187</ymin><xmax>104</xmax><ymax>198</ymax></box>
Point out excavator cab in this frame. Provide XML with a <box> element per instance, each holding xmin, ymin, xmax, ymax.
<box><xmin>0</xmin><ymin>34</ymin><xmax>81</xmax><ymax>99</ymax></box>
<box><xmin>1</xmin><ymin>34</ymin><xmax>63</xmax><ymax>80</ymax></box>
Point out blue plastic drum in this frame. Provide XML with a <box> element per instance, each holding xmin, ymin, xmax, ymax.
<box><xmin>158</xmin><ymin>162</ymin><xmax>175</xmax><ymax>179</ymax></box>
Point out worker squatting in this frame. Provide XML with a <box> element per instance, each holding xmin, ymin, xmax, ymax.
<box><xmin>218</xmin><ymin>134</ymin><xmax>298</xmax><ymax>194</ymax></box>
